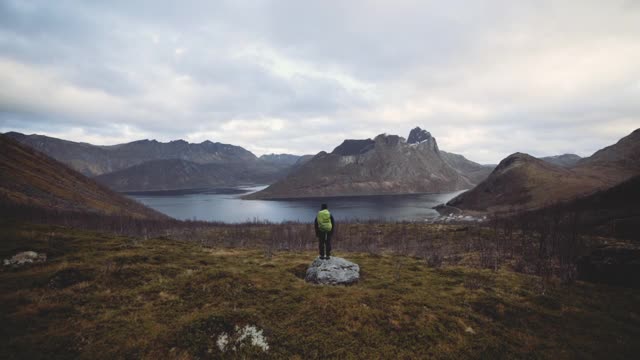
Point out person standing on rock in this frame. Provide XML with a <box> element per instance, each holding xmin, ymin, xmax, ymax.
<box><xmin>314</xmin><ymin>204</ymin><xmax>335</xmax><ymax>260</ymax></box>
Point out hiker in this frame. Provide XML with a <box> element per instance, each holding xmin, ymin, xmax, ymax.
<box><xmin>314</xmin><ymin>204</ymin><xmax>335</xmax><ymax>260</ymax></box>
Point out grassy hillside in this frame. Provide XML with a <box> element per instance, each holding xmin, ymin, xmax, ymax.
<box><xmin>0</xmin><ymin>135</ymin><xmax>166</xmax><ymax>219</ymax></box>
<box><xmin>512</xmin><ymin>175</ymin><xmax>640</xmax><ymax>240</ymax></box>
<box><xmin>448</xmin><ymin>153</ymin><xmax>605</xmax><ymax>213</ymax></box>
<box><xmin>448</xmin><ymin>129</ymin><xmax>640</xmax><ymax>214</ymax></box>
<box><xmin>2</xmin><ymin>222</ymin><xmax>639</xmax><ymax>359</ymax></box>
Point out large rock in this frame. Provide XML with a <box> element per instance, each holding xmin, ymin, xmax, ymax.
<box><xmin>305</xmin><ymin>257</ymin><xmax>360</xmax><ymax>285</ymax></box>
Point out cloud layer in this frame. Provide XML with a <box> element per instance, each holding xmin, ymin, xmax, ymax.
<box><xmin>1</xmin><ymin>0</ymin><xmax>639</xmax><ymax>163</ymax></box>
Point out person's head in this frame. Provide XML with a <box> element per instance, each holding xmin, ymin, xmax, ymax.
<box><xmin>321</xmin><ymin>203</ymin><xmax>328</xmax><ymax>210</ymax></box>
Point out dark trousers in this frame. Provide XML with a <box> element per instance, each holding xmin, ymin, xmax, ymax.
<box><xmin>318</xmin><ymin>231</ymin><xmax>332</xmax><ymax>257</ymax></box>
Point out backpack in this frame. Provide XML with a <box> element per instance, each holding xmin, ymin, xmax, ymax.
<box><xmin>317</xmin><ymin>209</ymin><xmax>333</xmax><ymax>232</ymax></box>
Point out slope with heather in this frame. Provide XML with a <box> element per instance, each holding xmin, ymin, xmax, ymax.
<box><xmin>0</xmin><ymin>135</ymin><xmax>166</xmax><ymax>219</ymax></box>
<box><xmin>1</xmin><ymin>222</ymin><xmax>639</xmax><ymax>359</ymax></box>
<box><xmin>447</xmin><ymin>129</ymin><xmax>640</xmax><ymax>213</ymax></box>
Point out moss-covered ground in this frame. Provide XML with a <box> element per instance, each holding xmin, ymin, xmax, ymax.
<box><xmin>1</xmin><ymin>221</ymin><xmax>639</xmax><ymax>359</ymax></box>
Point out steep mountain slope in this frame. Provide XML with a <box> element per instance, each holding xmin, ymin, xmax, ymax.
<box><xmin>446</xmin><ymin>153</ymin><xmax>606</xmax><ymax>212</ymax></box>
<box><xmin>447</xmin><ymin>128</ymin><xmax>640</xmax><ymax>213</ymax></box>
<box><xmin>516</xmin><ymin>175</ymin><xmax>640</xmax><ymax>239</ymax></box>
<box><xmin>5</xmin><ymin>132</ymin><xmax>257</xmax><ymax>176</ymax></box>
<box><xmin>246</xmin><ymin>128</ymin><xmax>476</xmax><ymax>199</ymax></box>
<box><xmin>94</xmin><ymin>158</ymin><xmax>289</xmax><ymax>192</ymax></box>
<box><xmin>258</xmin><ymin>154</ymin><xmax>302</xmax><ymax>166</ymax></box>
<box><xmin>573</xmin><ymin>128</ymin><xmax>640</xmax><ymax>183</ymax></box>
<box><xmin>0</xmin><ymin>135</ymin><xmax>166</xmax><ymax>219</ymax></box>
<box><xmin>440</xmin><ymin>151</ymin><xmax>495</xmax><ymax>184</ymax></box>
<box><xmin>292</xmin><ymin>154</ymin><xmax>314</xmax><ymax>167</ymax></box>
<box><xmin>539</xmin><ymin>154</ymin><xmax>582</xmax><ymax>167</ymax></box>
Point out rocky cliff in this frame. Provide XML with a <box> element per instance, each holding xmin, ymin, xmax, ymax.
<box><xmin>246</xmin><ymin>128</ymin><xmax>483</xmax><ymax>199</ymax></box>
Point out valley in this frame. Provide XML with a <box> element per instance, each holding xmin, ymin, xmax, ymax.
<box><xmin>3</xmin><ymin>3</ymin><xmax>639</xmax><ymax>358</ymax></box>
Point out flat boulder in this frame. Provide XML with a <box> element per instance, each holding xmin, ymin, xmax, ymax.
<box><xmin>305</xmin><ymin>257</ymin><xmax>360</xmax><ymax>285</ymax></box>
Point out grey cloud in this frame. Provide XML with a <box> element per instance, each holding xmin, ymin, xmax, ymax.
<box><xmin>0</xmin><ymin>0</ymin><xmax>639</xmax><ymax>163</ymax></box>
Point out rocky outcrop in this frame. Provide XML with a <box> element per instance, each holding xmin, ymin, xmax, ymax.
<box><xmin>305</xmin><ymin>257</ymin><xmax>360</xmax><ymax>285</ymax></box>
<box><xmin>332</xmin><ymin>139</ymin><xmax>375</xmax><ymax>156</ymax></box>
<box><xmin>407</xmin><ymin>127</ymin><xmax>432</xmax><ymax>144</ymax></box>
<box><xmin>3</xmin><ymin>251</ymin><xmax>46</xmax><ymax>266</ymax></box>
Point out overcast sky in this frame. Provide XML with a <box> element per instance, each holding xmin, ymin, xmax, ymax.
<box><xmin>1</xmin><ymin>0</ymin><xmax>639</xmax><ymax>163</ymax></box>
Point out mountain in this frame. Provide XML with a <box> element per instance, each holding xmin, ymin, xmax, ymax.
<box><xmin>447</xmin><ymin>128</ymin><xmax>640</xmax><ymax>213</ymax></box>
<box><xmin>4</xmin><ymin>132</ymin><xmax>302</xmax><ymax>191</ymax></box>
<box><xmin>440</xmin><ymin>151</ymin><xmax>495</xmax><ymax>184</ymax></box>
<box><xmin>293</xmin><ymin>154</ymin><xmax>314</xmax><ymax>167</ymax></box>
<box><xmin>539</xmin><ymin>154</ymin><xmax>582</xmax><ymax>167</ymax></box>
<box><xmin>245</xmin><ymin>127</ymin><xmax>481</xmax><ymax>199</ymax></box>
<box><xmin>446</xmin><ymin>153</ymin><xmax>606</xmax><ymax>212</ymax></box>
<box><xmin>94</xmin><ymin>158</ymin><xmax>289</xmax><ymax>192</ymax></box>
<box><xmin>4</xmin><ymin>132</ymin><xmax>257</xmax><ymax>176</ymax></box>
<box><xmin>573</xmin><ymin>128</ymin><xmax>640</xmax><ymax>183</ymax></box>
<box><xmin>258</xmin><ymin>153</ymin><xmax>302</xmax><ymax>166</ymax></box>
<box><xmin>516</xmin><ymin>175</ymin><xmax>640</xmax><ymax>239</ymax></box>
<box><xmin>0</xmin><ymin>135</ymin><xmax>166</xmax><ymax>219</ymax></box>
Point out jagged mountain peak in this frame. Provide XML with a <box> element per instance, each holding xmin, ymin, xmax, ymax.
<box><xmin>407</xmin><ymin>127</ymin><xmax>433</xmax><ymax>144</ymax></box>
<box><xmin>373</xmin><ymin>133</ymin><xmax>403</xmax><ymax>147</ymax></box>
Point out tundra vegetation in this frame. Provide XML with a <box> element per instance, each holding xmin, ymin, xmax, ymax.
<box><xmin>1</xmin><ymin>200</ymin><xmax>639</xmax><ymax>359</ymax></box>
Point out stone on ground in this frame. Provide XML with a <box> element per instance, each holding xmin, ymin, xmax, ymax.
<box><xmin>3</xmin><ymin>251</ymin><xmax>47</xmax><ymax>266</ymax></box>
<box><xmin>305</xmin><ymin>256</ymin><xmax>360</xmax><ymax>285</ymax></box>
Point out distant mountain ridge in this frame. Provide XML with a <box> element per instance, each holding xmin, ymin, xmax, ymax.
<box><xmin>4</xmin><ymin>132</ymin><xmax>304</xmax><ymax>191</ymax></box>
<box><xmin>539</xmin><ymin>154</ymin><xmax>582</xmax><ymax>167</ymax></box>
<box><xmin>5</xmin><ymin>132</ymin><xmax>257</xmax><ymax>176</ymax></box>
<box><xmin>246</xmin><ymin>127</ymin><xmax>491</xmax><ymax>199</ymax></box>
<box><xmin>0</xmin><ymin>134</ymin><xmax>166</xmax><ymax>219</ymax></box>
<box><xmin>440</xmin><ymin>151</ymin><xmax>495</xmax><ymax>185</ymax></box>
<box><xmin>258</xmin><ymin>153</ymin><xmax>303</xmax><ymax>166</ymax></box>
<box><xmin>94</xmin><ymin>158</ymin><xmax>292</xmax><ymax>192</ymax></box>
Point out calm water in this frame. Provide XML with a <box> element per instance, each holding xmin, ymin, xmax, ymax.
<box><xmin>127</xmin><ymin>186</ymin><xmax>467</xmax><ymax>223</ymax></box>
